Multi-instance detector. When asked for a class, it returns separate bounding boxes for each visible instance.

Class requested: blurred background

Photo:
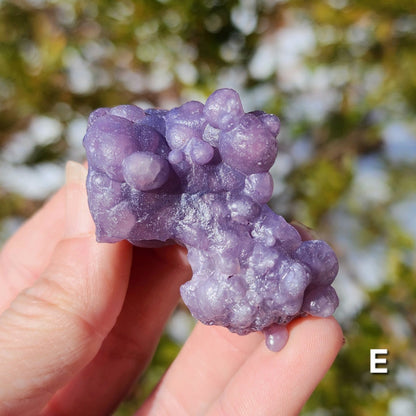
[0,0,415,414]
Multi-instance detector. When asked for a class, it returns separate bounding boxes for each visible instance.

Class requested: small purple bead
[168,149,184,164]
[244,172,274,204]
[190,138,214,165]
[219,113,278,174]
[263,324,289,352]
[87,107,109,126]
[259,113,281,137]
[204,88,244,131]
[122,151,170,191]
[109,105,146,123]
[83,115,141,182]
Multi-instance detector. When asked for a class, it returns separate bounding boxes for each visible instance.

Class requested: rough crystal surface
[83,88,339,351]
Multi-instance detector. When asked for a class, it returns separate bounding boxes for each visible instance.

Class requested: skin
[0,161,344,416]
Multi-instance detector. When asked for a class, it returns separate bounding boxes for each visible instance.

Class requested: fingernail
[65,161,93,238]
[290,220,319,241]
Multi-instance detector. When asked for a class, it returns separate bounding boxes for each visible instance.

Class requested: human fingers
[43,244,192,416]
[136,317,342,416]
[0,162,132,416]
[205,317,343,416]
[0,187,66,312]
[136,322,263,416]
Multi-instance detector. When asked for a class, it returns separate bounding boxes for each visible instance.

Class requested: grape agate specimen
[83,88,339,351]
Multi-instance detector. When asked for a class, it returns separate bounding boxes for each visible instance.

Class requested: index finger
[0,186,66,312]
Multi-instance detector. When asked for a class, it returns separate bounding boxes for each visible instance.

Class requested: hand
[0,161,343,416]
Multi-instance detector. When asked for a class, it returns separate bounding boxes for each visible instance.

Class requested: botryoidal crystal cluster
[83,88,339,351]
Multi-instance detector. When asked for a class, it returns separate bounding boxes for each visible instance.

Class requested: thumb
[0,162,132,416]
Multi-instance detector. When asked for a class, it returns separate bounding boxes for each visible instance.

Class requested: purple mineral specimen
[83,88,339,351]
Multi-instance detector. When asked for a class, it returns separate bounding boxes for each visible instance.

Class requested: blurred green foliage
[1,0,416,415]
